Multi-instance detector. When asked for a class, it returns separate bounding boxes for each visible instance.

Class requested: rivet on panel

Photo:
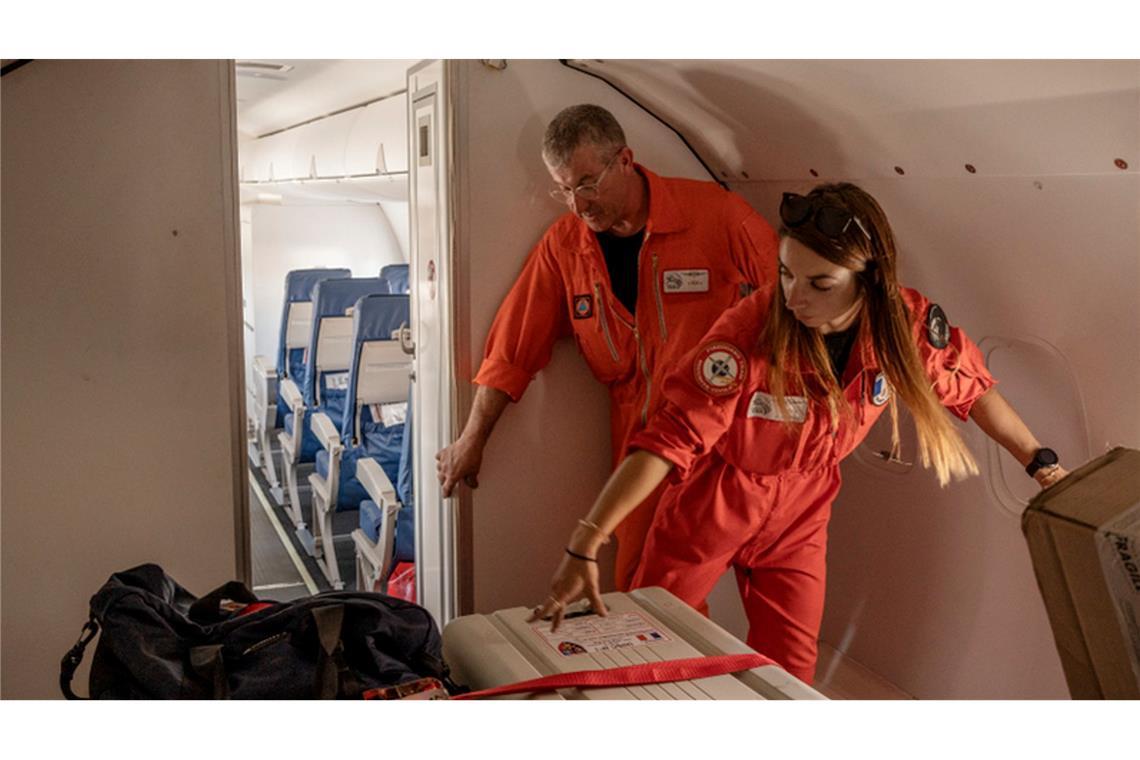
[809,169,819,177]
[1115,158,1129,170]
[894,166,905,175]
[965,164,976,174]
[1033,181,1044,190]
[721,171,729,178]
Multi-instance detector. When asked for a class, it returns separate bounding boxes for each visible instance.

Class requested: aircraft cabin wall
[447,59,1138,699]
[449,59,753,626]
[1,60,246,699]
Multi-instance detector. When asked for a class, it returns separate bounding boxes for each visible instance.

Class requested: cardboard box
[1022,447,1140,699]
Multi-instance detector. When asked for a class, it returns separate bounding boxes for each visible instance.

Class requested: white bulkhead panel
[556,59,1138,698]
[409,59,460,625]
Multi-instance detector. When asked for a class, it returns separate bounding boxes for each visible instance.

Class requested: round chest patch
[926,303,950,349]
[871,372,891,406]
[694,341,747,396]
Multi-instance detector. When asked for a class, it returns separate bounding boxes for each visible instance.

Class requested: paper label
[662,269,710,293]
[324,372,350,391]
[1095,499,1140,687]
[369,401,408,427]
[748,391,808,423]
[531,611,671,657]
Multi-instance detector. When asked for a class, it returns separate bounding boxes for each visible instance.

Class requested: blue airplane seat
[352,380,415,593]
[380,263,410,294]
[277,276,389,531]
[274,268,351,428]
[358,385,415,562]
[308,293,410,589]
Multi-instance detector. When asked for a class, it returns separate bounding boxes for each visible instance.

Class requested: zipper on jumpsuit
[651,252,668,341]
[637,233,657,424]
[593,282,621,363]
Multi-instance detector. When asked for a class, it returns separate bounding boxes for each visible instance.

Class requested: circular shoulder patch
[926,303,950,349]
[694,341,748,396]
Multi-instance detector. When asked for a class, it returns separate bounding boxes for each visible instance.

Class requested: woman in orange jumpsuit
[530,182,1070,684]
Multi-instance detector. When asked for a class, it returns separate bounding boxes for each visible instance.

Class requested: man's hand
[436,433,485,498]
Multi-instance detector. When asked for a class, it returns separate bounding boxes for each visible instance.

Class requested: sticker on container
[1095,500,1140,686]
[531,611,670,657]
[663,269,710,293]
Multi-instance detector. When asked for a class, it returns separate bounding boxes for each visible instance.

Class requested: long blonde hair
[762,182,977,486]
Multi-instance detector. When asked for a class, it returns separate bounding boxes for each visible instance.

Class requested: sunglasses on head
[780,192,871,239]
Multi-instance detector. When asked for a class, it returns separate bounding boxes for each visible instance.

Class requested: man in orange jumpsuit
[435,103,778,590]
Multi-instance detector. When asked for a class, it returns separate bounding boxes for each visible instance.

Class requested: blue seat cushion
[284,412,320,463]
[333,422,404,512]
[358,500,415,566]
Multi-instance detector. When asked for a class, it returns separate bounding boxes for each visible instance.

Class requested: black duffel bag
[60,563,456,699]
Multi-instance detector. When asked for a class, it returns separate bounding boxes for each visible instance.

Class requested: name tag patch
[663,269,709,293]
[748,391,808,422]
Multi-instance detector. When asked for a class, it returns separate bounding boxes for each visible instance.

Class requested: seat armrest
[310,412,341,452]
[253,354,277,381]
[279,377,304,413]
[356,457,397,506]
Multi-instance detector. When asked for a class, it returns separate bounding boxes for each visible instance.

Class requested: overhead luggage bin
[442,587,824,700]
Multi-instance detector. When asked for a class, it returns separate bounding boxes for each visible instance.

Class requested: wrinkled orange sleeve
[905,289,998,421]
[473,235,571,402]
[627,290,769,481]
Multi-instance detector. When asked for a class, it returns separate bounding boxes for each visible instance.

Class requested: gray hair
[541,104,627,168]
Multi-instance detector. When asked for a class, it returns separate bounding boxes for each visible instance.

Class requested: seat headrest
[311,277,390,319]
[380,264,410,295]
[284,268,352,303]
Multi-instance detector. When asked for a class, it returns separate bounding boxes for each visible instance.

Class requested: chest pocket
[569,282,637,385]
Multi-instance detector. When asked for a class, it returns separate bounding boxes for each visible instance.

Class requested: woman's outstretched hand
[526,548,609,632]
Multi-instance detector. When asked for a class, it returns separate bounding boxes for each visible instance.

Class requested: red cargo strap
[451,652,775,700]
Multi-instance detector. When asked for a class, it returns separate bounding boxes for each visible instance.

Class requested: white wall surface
[450,60,752,625]
[245,203,407,365]
[550,59,1139,698]
[1,60,246,698]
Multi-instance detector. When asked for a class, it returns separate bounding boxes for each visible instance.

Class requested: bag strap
[60,620,100,700]
[190,645,230,698]
[450,652,774,700]
[312,604,363,699]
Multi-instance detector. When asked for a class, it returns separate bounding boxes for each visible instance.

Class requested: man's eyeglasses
[549,154,620,204]
[780,192,871,239]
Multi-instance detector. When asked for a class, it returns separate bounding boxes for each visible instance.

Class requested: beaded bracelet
[577,518,611,544]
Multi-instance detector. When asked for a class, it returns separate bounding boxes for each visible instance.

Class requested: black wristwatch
[1025,447,1059,477]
